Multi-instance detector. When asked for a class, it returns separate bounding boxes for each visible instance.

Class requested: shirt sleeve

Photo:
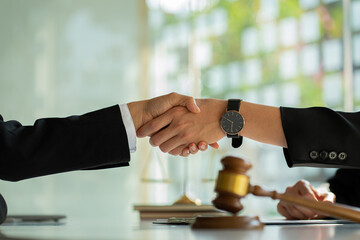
[119,104,137,153]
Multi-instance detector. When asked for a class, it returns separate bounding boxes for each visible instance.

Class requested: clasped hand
[130,93,226,157]
[277,180,336,220]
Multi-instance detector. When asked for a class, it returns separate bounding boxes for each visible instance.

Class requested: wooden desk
[1,217,360,240]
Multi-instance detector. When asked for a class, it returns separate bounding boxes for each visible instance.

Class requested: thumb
[310,185,321,200]
[209,142,220,149]
[319,192,336,203]
[168,92,200,113]
[185,97,201,113]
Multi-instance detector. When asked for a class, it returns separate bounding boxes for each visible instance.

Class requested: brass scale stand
[141,148,221,205]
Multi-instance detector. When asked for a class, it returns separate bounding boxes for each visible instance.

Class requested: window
[147,0,348,216]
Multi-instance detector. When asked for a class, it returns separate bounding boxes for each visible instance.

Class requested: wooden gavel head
[212,156,252,215]
[211,157,360,224]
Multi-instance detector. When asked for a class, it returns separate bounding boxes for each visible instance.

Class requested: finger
[307,186,335,218]
[322,192,336,203]
[149,124,178,147]
[209,142,219,149]
[137,112,173,138]
[168,144,188,156]
[147,124,170,138]
[295,180,317,199]
[313,214,325,219]
[277,203,293,220]
[282,202,309,220]
[186,97,201,113]
[189,143,199,154]
[310,185,321,200]
[197,141,208,151]
[159,135,186,153]
[294,193,318,217]
[313,192,336,218]
[180,147,190,157]
[309,185,336,203]
[169,92,200,113]
[310,185,333,214]
[289,181,318,217]
[293,205,317,219]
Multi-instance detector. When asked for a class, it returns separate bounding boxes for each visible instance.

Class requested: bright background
[0,0,359,221]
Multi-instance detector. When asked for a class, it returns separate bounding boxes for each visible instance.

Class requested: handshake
[127,91,288,156]
[127,92,228,157]
[127,92,288,156]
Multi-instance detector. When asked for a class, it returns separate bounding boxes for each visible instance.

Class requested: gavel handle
[251,185,360,222]
[277,192,360,222]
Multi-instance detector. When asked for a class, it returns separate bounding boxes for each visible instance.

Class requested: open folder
[153,217,358,225]
[3,215,66,226]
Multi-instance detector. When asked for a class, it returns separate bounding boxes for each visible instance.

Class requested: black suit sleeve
[280,107,360,168]
[328,169,360,207]
[0,105,130,181]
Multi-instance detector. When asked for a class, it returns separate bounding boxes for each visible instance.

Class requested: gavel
[214,156,360,221]
[192,156,360,229]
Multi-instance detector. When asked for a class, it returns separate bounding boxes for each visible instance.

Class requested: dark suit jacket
[0,105,131,224]
[328,169,360,207]
[281,107,360,206]
[281,107,360,168]
[0,105,130,182]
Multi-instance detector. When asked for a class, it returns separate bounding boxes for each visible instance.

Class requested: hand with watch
[187,98,286,155]
[137,98,245,156]
[137,96,286,156]
[186,99,244,155]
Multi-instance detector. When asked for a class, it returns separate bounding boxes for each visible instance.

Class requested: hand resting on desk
[277,180,336,220]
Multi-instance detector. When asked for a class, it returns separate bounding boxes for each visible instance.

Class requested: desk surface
[1,218,360,240]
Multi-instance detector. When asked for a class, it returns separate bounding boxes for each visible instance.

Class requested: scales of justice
[134,148,224,218]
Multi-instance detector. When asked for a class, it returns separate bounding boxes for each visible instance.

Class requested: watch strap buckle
[231,137,243,148]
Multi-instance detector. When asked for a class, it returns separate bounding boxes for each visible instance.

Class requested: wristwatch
[220,99,244,148]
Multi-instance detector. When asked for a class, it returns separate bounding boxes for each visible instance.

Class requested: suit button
[328,151,337,160]
[338,152,347,161]
[319,151,328,160]
[310,151,319,160]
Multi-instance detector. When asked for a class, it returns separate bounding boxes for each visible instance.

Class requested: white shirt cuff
[119,104,137,153]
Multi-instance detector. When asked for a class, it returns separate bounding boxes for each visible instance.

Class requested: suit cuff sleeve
[280,106,360,168]
[119,104,137,153]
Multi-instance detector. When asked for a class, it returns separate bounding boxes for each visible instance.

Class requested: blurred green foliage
[157,0,344,107]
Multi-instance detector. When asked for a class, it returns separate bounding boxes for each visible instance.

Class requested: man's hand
[127,92,200,131]
[277,180,336,220]
[180,141,220,157]
[137,98,227,156]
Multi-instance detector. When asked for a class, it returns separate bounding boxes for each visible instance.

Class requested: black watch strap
[227,99,241,111]
[232,137,243,148]
[227,133,243,148]
[226,99,243,148]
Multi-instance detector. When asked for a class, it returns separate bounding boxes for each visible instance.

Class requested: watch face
[221,111,244,134]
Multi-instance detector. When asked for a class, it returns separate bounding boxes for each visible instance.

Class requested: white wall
[0,0,147,222]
